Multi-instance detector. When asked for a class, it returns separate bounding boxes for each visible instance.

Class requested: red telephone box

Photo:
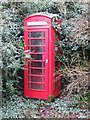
[24,13,61,100]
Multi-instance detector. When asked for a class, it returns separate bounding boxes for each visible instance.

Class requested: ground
[1,94,90,119]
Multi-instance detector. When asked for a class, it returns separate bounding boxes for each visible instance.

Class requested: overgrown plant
[1,2,26,97]
[53,1,89,109]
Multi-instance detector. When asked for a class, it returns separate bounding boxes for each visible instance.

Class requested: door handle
[46,59,48,63]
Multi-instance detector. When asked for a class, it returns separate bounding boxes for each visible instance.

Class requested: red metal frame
[24,13,61,100]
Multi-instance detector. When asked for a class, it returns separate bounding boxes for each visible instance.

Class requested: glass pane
[28,69,31,74]
[28,39,31,45]
[31,46,42,52]
[31,32,42,38]
[31,69,42,75]
[43,31,45,37]
[43,62,45,68]
[28,76,31,82]
[31,76,42,82]
[31,40,42,45]
[28,32,31,38]
[31,62,42,67]
[43,47,45,52]
[43,40,45,45]
[31,54,42,60]
[31,83,42,90]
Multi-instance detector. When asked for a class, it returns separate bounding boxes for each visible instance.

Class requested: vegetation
[0,0,89,118]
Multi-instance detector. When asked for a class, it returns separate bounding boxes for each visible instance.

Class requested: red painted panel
[24,28,49,99]
[24,13,61,100]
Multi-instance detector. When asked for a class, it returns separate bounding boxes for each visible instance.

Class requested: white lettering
[27,21,48,26]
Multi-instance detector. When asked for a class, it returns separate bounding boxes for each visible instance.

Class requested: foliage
[1,2,26,97]
[76,90,90,110]
[2,94,89,118]
[5,80,15,96]
[52,1,89,108]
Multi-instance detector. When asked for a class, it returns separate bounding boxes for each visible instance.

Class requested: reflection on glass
[31,76,42,82]
[31,54,42,60]
[31,32,42,38]
[31,62,42,67]
[31,40,42,45]
[31,69,42,75]
[31,46,42,52]
[31,83,42,90]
